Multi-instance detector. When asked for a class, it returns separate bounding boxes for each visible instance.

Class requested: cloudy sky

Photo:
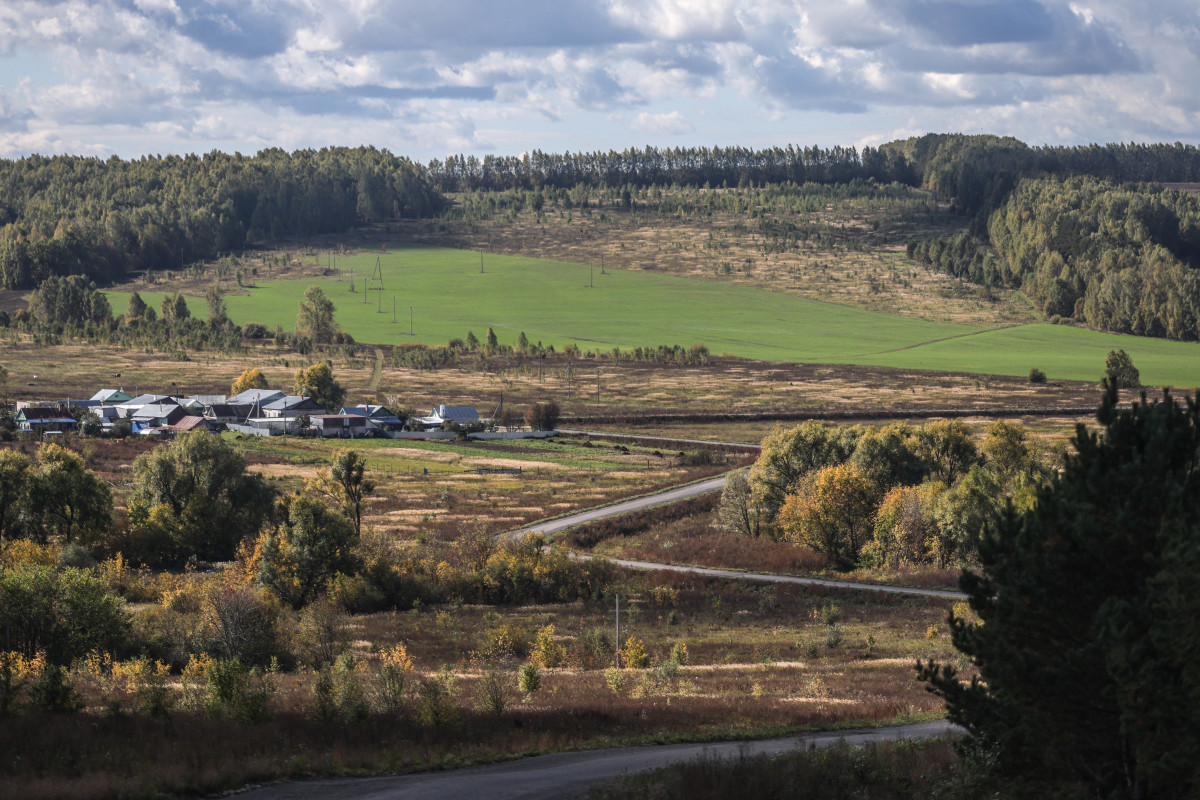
[0,0,1197,162]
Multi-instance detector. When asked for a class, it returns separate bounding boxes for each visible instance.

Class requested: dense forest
[0,147,442,289]
[911,173,1200,339]
[10,134,1200,340]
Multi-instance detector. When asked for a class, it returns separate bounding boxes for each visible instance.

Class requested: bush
[28,663,80,713]
[518,662,541,695]
[530,624,563,669]
[1028,367,1047,384]
[619,636,650,669]
[371,643,414,715]
[416,669,458,728]
[474,669,508,717]
[205,657,274,723]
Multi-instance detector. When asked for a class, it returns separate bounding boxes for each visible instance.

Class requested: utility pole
[615,595,621,667]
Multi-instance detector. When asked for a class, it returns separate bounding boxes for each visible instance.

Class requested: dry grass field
[0,333,1102,421]
[0,571,956,800]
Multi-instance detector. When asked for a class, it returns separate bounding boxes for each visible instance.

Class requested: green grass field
[107,245,1200,387]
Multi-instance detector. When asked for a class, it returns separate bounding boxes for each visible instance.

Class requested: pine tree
[920,381,1200,797]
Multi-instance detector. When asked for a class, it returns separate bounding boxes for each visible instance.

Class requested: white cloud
[630,110,694,135]
[0,0,1195,160]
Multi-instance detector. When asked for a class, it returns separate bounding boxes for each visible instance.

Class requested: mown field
[106,245,1200,387]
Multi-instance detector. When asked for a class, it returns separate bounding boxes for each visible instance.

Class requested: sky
[0,0,1197,163]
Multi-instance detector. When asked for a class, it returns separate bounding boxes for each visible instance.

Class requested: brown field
[0,572,957,800]
[0,334,1104,422]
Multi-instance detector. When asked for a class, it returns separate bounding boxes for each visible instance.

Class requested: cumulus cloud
[0,0,1196,159]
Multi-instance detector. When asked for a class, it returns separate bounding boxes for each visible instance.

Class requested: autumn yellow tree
[778,463,880,569]
[230,368,269,396]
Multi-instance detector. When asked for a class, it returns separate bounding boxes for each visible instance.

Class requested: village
[13,387,557,441]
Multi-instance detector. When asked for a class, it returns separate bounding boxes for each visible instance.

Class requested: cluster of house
[15,387,484,440]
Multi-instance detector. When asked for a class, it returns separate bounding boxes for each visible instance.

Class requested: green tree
[129,431,274,562]
[921,383,1200,797]
[126,291,150,320]
[1105,348,1141,388]
[0,450,31,543]
[296,285,336,343]
[230,367,269,396]
[257,494,359,607]
[160,292,190,322]
[27,444,112,544]
[778,463,881,569]
[718,470,762,538]
[915,419,978,484]
[849,422,925,490]
[205,286,229,327]
[308,450,375,537]
[465,330,480,350]
[0,565,130,664]
[485,327,499,353]
[747,421,860,530]
[293,361,346,412]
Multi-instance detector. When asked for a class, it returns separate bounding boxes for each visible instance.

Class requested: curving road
[586,554,966,600]
[231,720,961,800]
[506,473,965,600]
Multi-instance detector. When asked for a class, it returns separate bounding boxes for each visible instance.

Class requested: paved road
[232,720,961,800]
[506,474,965,600]
[583,554,966,600]
[504,475,730,540]
[558,429,762,450]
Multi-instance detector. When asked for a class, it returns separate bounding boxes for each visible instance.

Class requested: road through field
[507,471,966,600]
[504,474,730,539]
[232,720,961,800]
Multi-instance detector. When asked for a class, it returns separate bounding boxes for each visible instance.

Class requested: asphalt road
[230,720,961,800]
[590,554,966,600]
[505,473,965,600]
[503,474,730,540]
[558,429,762,450]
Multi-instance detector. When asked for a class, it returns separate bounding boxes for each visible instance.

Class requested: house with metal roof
[16,407,78,434]
[89,389,133,404]
[261,396,325,418]
[228,388,286,406]
[341,404,405,429]
[131,403,187,428]
[413,404,480,431]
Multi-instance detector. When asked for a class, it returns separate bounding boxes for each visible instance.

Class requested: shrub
[417,669,458,728]
[28,663,81,713]
[619,636,650,669]
[205,658,274,723]
[474,669,508,717]
[530,624,563,669]
[371,643,414,715]
[604,667,626,694]
[1028,367,1047,384]
[518,663,541,696]
[670,641,690,665]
